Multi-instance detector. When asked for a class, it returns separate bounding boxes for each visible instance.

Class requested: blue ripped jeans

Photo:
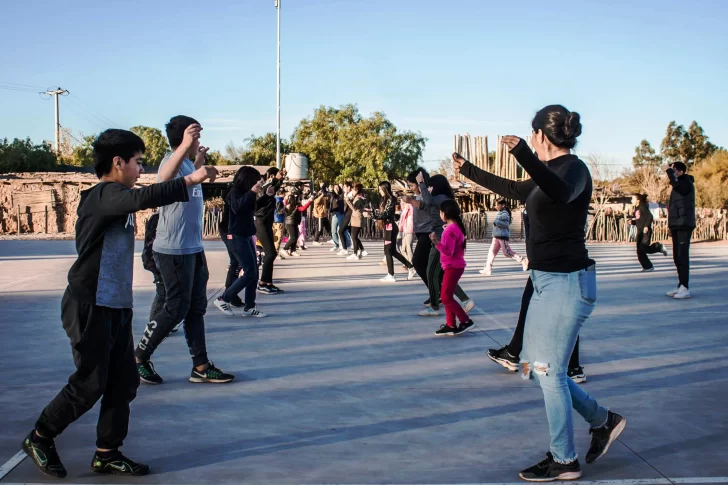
[521,265,608,464]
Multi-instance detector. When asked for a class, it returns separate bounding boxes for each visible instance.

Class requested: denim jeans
[521,265,608,464]
[331,213,351,250]
[221,235,258,308]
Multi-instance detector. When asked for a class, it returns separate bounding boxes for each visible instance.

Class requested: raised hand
[185,165,218,185]
[501,136,521,150]
[252,179,264,194]
[181,124,203,150]
[195,146,209,165]
[416,171,425,184]
[452,152,466,175]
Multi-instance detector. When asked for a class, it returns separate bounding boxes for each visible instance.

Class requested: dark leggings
[412,232,432,286]
[284,223,299,252]
[255,218,277,284]
[314,217,331,242]
[351,226,363,254]
[339,212,352,250]
[220,231,243,306]
[508,277,580,368]
[383,225,412,275]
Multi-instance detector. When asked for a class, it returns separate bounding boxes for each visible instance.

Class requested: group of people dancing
[24,101,703,482]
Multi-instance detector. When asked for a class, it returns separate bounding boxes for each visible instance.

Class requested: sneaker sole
[569,375,587,384]
[588,416,627,465]
[519,471,583,482]
[487,353,519,372]
[213,302,234,316]
[418,313,441,317]
[92,466,150,476]
[139,376,163,385]
[453,324,474,335]
[673,294,691,299]
[462,301,476,313]
[22,440,67,479]
[189,377,235,384]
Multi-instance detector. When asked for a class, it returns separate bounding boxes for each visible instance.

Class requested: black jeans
[351,226,363,254]
[284,223,299,252]
[671,228,692,288]
[383,225,412,275]
[507,277,580,368]
[255,218,277,284]
[413,232,432,286]
[314,217,331,242]
[221,231,243,306]
[339,212,352,250]
[136,251,209,367]
[222,235,258,308]
[36,289,139,449]
[636,229,663,270]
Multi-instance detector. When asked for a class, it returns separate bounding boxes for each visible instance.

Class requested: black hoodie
[67,178,189,309]
[667,169,696,229]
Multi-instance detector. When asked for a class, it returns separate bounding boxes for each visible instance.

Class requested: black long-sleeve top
[635,201,653,232]
[460,140,594,273]
[255,178,282,222]
[226,187,258,237]
[372,196,397,223]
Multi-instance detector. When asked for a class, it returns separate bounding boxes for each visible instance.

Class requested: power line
[66,93,120,128]
[0,81,48,90]
[63,102,107,130]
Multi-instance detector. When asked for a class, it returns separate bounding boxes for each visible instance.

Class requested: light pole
[275,0,281,169]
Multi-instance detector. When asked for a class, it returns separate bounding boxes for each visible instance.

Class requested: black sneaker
[423,298,431,306]
[519,452,582,482]
[586,411,627,464]
[568,366,587,384]
[189,362,235,383]
[269,284,284,293]
[91,450,150,476]
[257,284,275,294]
[22,431,67,478]
[435,324,457,336]
[454,320,475,335]
[488,346,519,372]
[137,361,163,385]
[230,299,244,308]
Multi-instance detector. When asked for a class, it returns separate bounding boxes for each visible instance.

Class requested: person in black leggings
[219,184,243,307]
[255,167,286,294]
[406,169,435,301]
[368,181,415,282]
[344,184,366,260]
[337,181,354,255]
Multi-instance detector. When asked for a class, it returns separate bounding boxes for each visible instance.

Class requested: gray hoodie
[418,182,449,238]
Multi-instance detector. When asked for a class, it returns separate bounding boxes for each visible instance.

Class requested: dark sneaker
[22,431,67,478]
[454,320,475,335]
[435,324,457,336]
[586,411,627,464]
[568,366,587,384]
[519,452,581,482]
[91,450,150,476]
[257,284,275,294]
[230,299,244,308]
[269,284,284,293]
[137,361,163,385]
[488,346,519,372]
[423,298,431,306]
[189,362,235,383]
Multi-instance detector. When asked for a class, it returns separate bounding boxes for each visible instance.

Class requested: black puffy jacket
[667,169,696,229]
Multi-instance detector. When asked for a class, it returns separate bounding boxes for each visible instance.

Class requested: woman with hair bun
[453,105,626,481]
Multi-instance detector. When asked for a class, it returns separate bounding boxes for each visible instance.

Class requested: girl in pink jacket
[399,199,415,263]
[429,199,475,336]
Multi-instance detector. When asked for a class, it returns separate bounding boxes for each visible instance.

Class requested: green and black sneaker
[137,360,163,385]
[91,450,150,476]
[189,362,235,383]
[22,430,67,478]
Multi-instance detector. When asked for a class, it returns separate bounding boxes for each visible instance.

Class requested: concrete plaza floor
[0,239,727,484]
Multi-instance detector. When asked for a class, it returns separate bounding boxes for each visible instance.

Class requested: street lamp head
[274,0,278,7]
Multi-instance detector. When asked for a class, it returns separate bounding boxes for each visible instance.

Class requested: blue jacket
[274,196,285,223]
[492,209,511,240]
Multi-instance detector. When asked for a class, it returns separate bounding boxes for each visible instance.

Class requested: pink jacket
[436,223,466,269]
[399,203,414,234]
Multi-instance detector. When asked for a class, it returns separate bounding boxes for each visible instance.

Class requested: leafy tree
[632,139,663,168]
[65,135,96,168]
[432,157,454,179]
[0,138,58,173]
[205,150,229,166]
[223,134,290,166]
[130,126,169,166]
[660,121,717,165]
[290,104,426,187]
[660,121,686,164]
[693,149,728,209]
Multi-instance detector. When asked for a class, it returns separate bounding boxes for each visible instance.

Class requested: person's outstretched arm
[456,155,536,202]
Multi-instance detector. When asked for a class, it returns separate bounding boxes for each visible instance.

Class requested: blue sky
[1,0,726,171]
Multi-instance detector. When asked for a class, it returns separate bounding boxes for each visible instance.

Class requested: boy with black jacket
[21,129,217,479]
[663,161,696,299]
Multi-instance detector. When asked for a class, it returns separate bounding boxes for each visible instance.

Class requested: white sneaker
[666,287,680,297]
[660,244,668,256]
[290,251,301,257]
[312,241,322,246]
[380,274,396,283]
[243,306,267,318]
[408,267,417,280]
[642,267,655,272]
[673,285,691,299]
[479,269,492,276]
[337,249,349,256]
[461,299,475,313]
[330,246,339,252]
[361,250,369,257]
[418,307,441,317]
[346,253,362,261]
[214,298,234,316]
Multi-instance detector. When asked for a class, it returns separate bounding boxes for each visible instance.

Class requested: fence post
[16,206,20,235]
[45,205,48,233]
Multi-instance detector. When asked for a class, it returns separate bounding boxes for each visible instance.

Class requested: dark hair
[496,198,512,218]
[378,181,393,211]
[333,185,342,195]
[92,129,146,178]
[672,161,687,173]
[532,105,582,149]
[439,199,467,249]
[353,183,364,196]
[344,180,353,189]
[428,174,454,199]
[232,166,262,194]
[407,167,430,185]
[265,167,279,180]
[635,193,648,204]
[165,115,199,148]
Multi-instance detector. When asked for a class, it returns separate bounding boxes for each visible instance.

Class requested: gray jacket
[412,193,432,233]
[418,182,449,238]
[492,209,511,240]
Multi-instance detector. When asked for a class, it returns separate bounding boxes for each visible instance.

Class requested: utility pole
[44,87,68,154]
[275,0,281,169]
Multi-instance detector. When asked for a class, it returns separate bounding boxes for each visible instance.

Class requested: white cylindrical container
[284,153,309,180]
